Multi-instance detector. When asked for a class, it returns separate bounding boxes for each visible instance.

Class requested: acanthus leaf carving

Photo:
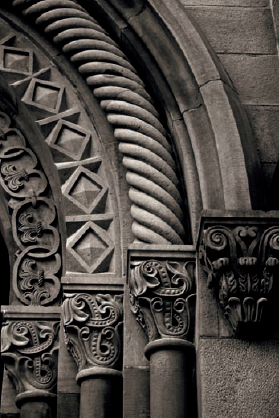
[62,293,123,372]
[129,259,196,342]
[1,320,59,395]
[200,224,279,333]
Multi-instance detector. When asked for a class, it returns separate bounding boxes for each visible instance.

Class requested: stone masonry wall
[180,0,279,195]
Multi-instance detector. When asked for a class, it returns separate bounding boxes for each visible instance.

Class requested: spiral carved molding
[11,0,186,245]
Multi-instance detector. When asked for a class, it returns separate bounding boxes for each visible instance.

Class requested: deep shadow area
[0,231,10,401]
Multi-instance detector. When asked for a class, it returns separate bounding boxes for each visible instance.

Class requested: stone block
[261,162,277,190]
[0,370,19,414]
[219,54,279,105]
[197,338,279,418]
[57,324,80,395]
[245,105,279,163]
[185,7,276,54]
[196,263,219,340]
[123,283,150,368]
[57,393,80,418]
[123,367,150,418]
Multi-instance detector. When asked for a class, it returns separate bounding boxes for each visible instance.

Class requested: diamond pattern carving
[63,166,108,214]
[48,119,91,160]
[22,78,64,113]
[67,221,114,273]
[0,46,33,75]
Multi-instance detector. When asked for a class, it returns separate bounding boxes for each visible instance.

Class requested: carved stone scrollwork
[129,259,196,342]
[200,224,279,332]
[0,111,61,305]
[62,293,123,372]
[1,320,59,395]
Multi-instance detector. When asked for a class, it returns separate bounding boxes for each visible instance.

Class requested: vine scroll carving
[200,222,279,333]
[63,293,123,372]
[129,258,196,342]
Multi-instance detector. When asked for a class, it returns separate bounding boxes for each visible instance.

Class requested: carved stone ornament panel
[0,25,119,281]
[0,111,62,305]
[129,259,196,342]
[63,293,123,372]
[200,222,279,333]
[1,320,59,395]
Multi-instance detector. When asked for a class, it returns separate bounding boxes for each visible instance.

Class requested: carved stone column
[1,314,59,418]
[128,247,196,418]
[62,292,123,418]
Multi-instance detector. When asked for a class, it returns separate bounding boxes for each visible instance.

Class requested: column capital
[198,211,279,334]
[128,246,196,343]
[62,292,123,374]
[1,320,59,396]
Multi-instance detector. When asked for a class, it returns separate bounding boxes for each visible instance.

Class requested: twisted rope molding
[12,0,186,244]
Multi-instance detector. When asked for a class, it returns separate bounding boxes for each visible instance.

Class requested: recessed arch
[79,0,266,231]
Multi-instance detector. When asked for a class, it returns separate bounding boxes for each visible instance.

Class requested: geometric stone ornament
[47,119,91,161]
[63,166,108,215]
[0,46,33,75]
[1,320,59,396]
[66,221,114,274]
[129,249,196,342]
[199,215,279,334]
[22,78,64,114]
[10,0,187,245]
[62,293,123,372]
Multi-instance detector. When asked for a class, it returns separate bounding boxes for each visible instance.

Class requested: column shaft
[146,339,195,418]
[77,368,122,418]
[20,401,52,418]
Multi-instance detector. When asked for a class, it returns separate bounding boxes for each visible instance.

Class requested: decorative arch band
[12,0,187,245]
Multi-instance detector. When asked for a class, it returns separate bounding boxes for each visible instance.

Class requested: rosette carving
[200,224,279,332]
[129,260,196,341]
[63,293,123,371]
[1,321,59,395]
[0,111,61,305]
[11,0,187,245]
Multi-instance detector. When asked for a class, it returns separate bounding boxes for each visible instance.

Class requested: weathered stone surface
[185,7,276,53]
[245,105,279,162]
[0,369,20,414]
[57,393,80,418]
[197,338,279,418]
[218,55,279,105]
[123,367,150,418]
[261,162,277,191]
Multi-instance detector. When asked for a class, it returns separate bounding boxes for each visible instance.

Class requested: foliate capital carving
[62,293,123,372]
[1,320,59,395]
[200,222,279,332]
[129,259,196,342]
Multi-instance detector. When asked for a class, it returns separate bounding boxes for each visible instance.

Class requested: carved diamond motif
[48,119,91,160]
[0,46,33,75]
[67,222,114,273]
[22,78,64,113]
[64,166,108,214]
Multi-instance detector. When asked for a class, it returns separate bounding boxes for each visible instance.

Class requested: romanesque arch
[1,2,277,418]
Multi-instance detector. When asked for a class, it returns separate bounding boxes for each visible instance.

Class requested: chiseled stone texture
[198,338,279,418]
[184,7,276,54]
[246,105,279,188]
[218,55,279,105]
